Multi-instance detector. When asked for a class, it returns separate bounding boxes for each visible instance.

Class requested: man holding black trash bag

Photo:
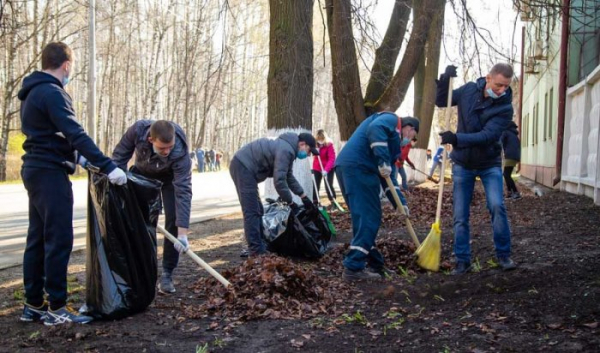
[18,42,127,325]
[230,132,319,257]
[112,119,192,294]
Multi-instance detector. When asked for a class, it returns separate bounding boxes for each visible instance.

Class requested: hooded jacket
[436,76,513,169]
[18,71,116,174]
[312,142,336,173]
[501,121,521,161]
[233,132,305,204]
[112,120,192,228]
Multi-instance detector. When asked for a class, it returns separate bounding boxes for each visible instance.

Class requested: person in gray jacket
[230,132,319,257]
[112,119,192,294]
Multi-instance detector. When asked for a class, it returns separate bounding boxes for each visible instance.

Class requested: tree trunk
[0,25,17,181]
[374,0,445,112]
[364,0,411,111]
[415,7,444,151]
[267,0,314,130]
[325,0,365,141]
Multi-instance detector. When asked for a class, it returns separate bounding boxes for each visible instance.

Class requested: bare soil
[1,179,599,353]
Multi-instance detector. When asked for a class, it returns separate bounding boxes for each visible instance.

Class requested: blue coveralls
[335,112,407,272]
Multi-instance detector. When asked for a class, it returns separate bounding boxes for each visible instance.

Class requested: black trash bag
[262,201,331,258]
[84,171,162,319]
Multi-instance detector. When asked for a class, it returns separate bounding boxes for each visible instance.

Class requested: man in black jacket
[112,119,193,294]
[230,132,319,257]
[18,42,127,326]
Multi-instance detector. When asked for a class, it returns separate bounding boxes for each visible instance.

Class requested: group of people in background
[192,147,222,173]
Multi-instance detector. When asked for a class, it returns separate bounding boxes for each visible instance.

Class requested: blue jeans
[398,167,408,190]
[452,164,511,263]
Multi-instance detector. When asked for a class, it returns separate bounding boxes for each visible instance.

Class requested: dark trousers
[130,166,180,273]
[22,168,74,310]
[503,166,519,193]
[230,157,265,256]
[197,161,205,173]
[336,166,385,271]
[161,182,180,273]
[312,168,337,203]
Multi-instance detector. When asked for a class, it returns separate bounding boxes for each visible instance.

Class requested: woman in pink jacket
[312,129,337,205]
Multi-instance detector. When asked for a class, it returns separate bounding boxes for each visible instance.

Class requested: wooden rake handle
[157,224,231,288]
[435,76,454,223]
[384,177,421,248]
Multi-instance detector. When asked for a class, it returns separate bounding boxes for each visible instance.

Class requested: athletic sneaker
[20,302,48,322]
[44,306,93,326]
[158,272,176,294]
[511,192,522,200]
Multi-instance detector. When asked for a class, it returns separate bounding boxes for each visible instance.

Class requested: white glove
[378,163,392,178]
[108,168,127,185]
[174,235,189,253]
[77,154,88,168]
[403,205,410,217]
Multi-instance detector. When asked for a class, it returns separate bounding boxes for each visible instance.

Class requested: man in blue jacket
[112,119,193,294]
[336,112,419,281]
[437,64,517,274]
[18,42,127,325]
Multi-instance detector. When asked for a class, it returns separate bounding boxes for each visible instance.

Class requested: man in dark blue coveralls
[335,113,419,281]
[18,42,127,325]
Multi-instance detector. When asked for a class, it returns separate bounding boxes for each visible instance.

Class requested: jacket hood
[278,132,299,153]
[18,71,62,101]
[476,77,513,104]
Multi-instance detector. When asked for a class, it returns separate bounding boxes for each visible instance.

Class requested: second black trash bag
[262,201,331,258]
[84,171,162,319]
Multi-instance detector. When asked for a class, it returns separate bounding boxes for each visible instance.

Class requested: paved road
[0,170,253,269]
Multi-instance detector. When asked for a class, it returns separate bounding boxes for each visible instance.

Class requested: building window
[522,113,529,147]
[544,93,548,141]
[531,102,540,146]
[548,87,554,140]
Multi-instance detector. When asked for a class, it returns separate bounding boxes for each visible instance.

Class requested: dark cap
[401,116,420,133]
[298,133,320,156]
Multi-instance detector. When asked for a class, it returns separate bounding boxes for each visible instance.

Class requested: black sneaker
[498,257,517,271]
[367,266,396,279]
[158,273,176,294]
[505,192,513,199]
[342,268,382,282]
[20,302,48,322]
[240,248,249,258]
[511,192,522,200]
[44,306,93,326]
[451,262,472,275]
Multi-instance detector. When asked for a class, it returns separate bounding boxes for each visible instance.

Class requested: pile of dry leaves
[185,256,354,323]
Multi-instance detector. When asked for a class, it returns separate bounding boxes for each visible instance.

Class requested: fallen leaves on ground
[185,256,355,325]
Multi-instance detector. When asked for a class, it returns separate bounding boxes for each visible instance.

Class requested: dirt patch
[0,180,599,352]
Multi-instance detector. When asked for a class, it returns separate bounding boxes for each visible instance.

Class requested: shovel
[311,174,337,239]
[316,156,346,212]
[157,225,231,288]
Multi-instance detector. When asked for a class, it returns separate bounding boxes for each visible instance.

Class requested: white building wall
[561,64,600,205]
